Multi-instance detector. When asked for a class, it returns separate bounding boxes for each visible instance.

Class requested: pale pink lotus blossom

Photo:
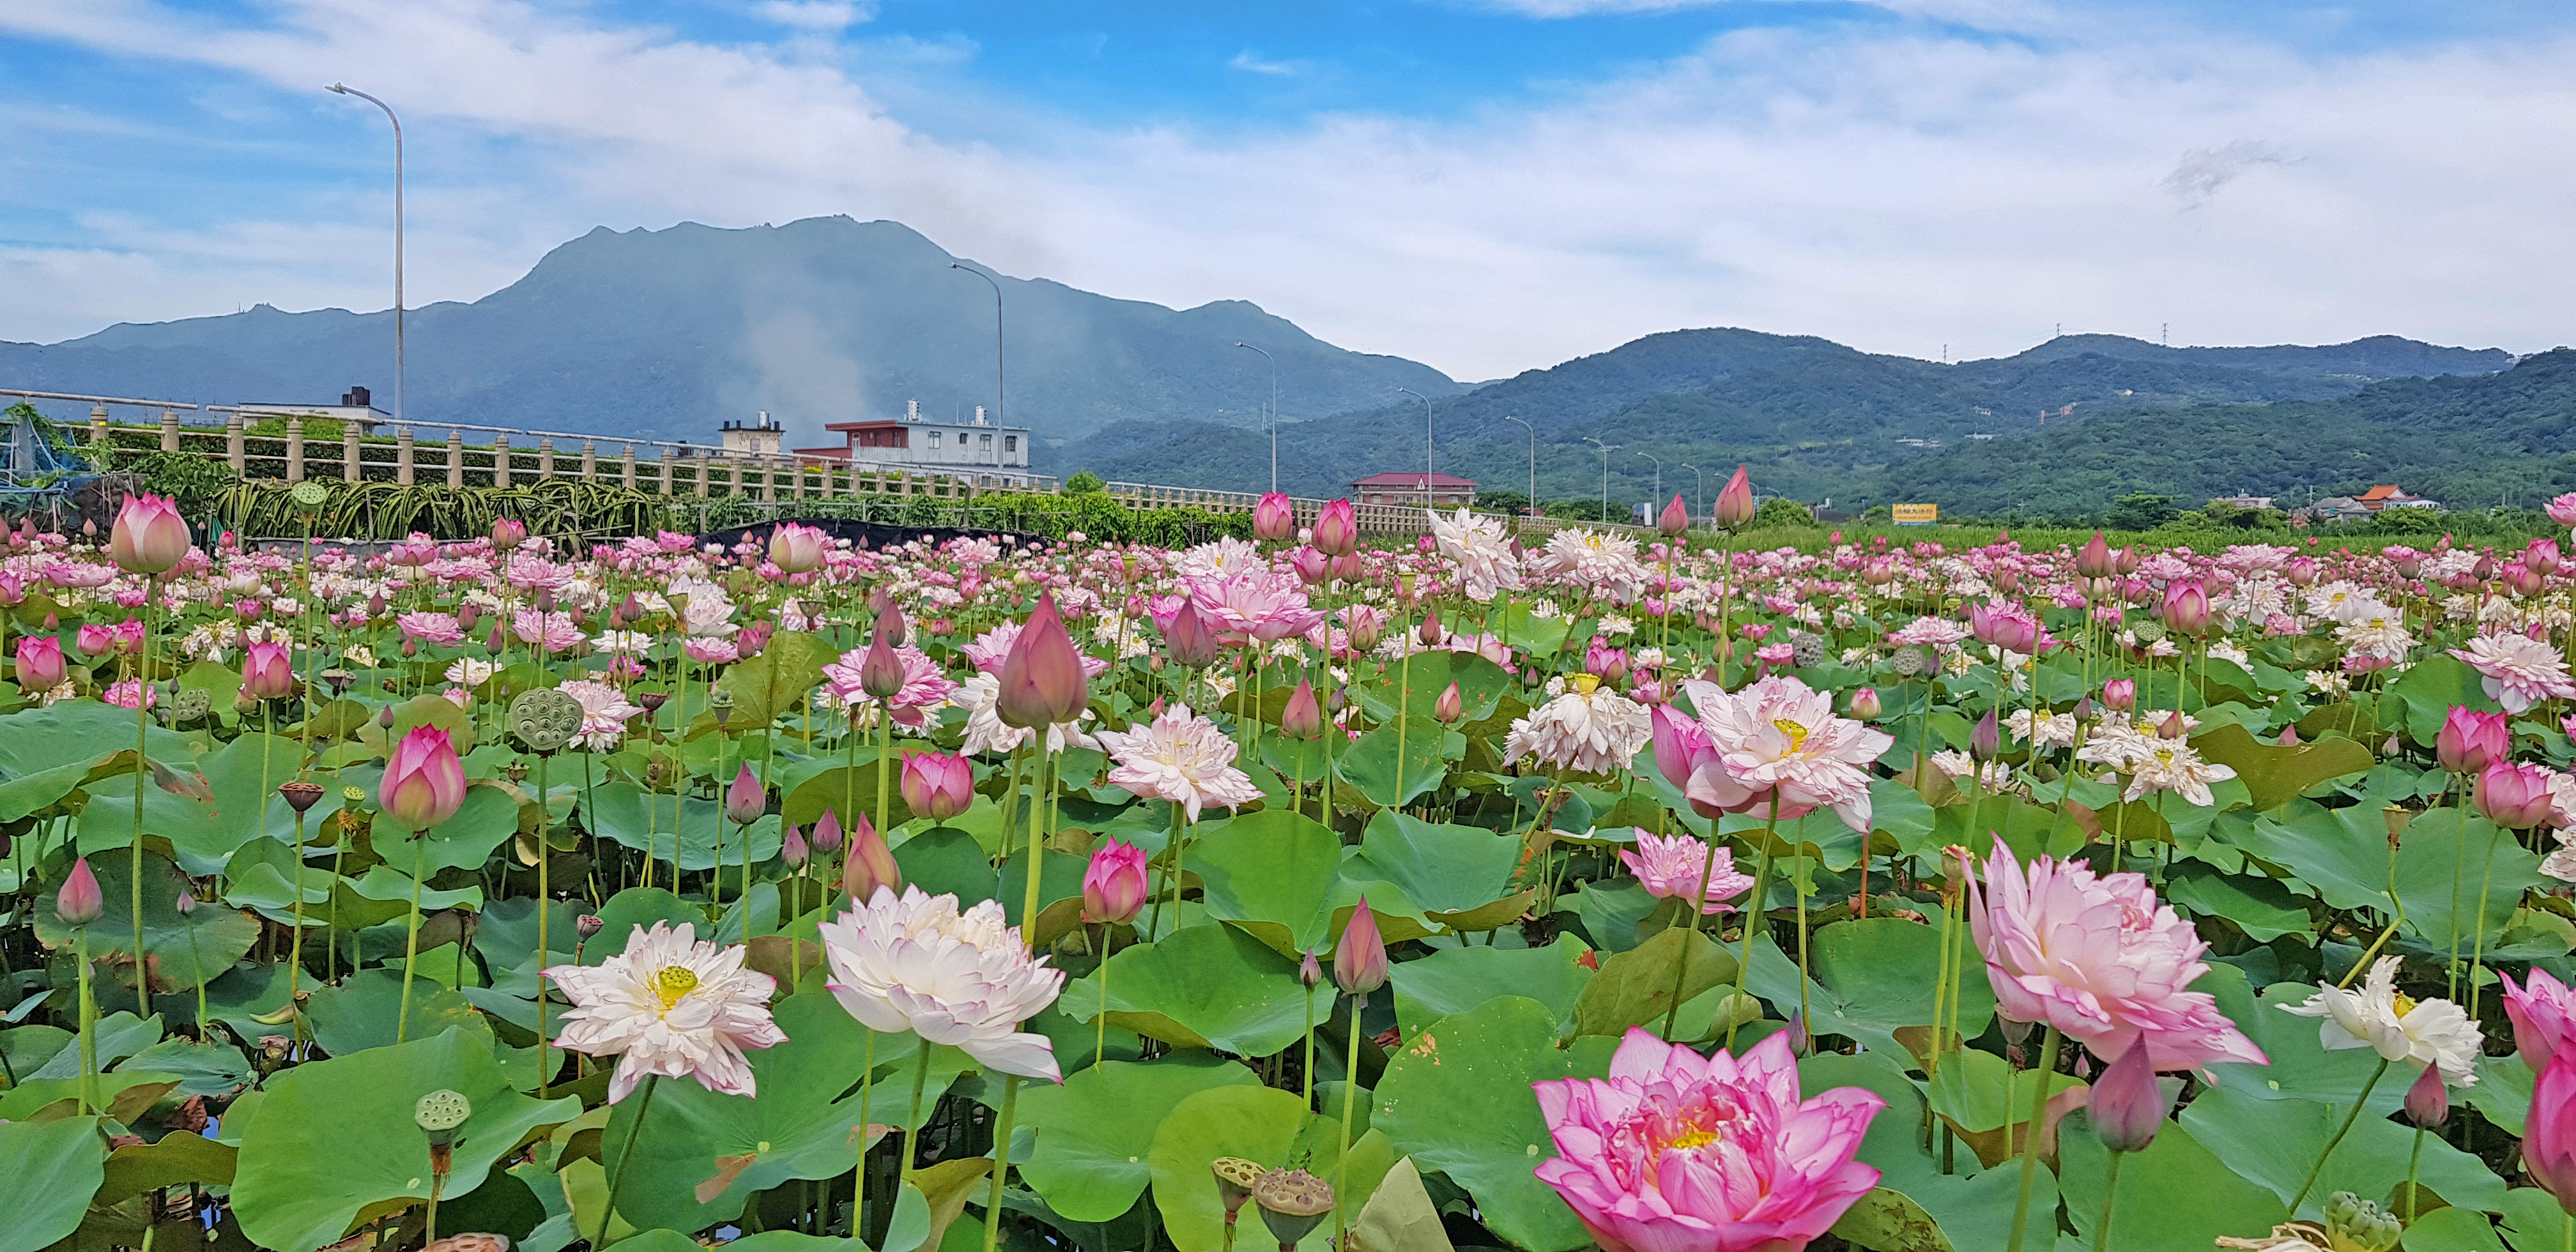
[1429,506,1524,602]
[1505,676,1653,775]
[1186,570,1325,641]
[511,608,585,653]
[819,885,1064,1081]
[1678,675,1890,832]
[1095,702,1264,821]
[102,678,155,710]
[397,611,466,646]
[962,620,1109,678]
[556,678,645,751]
[684,637,740,665]
[544,920,786,1102]
[1620,829,1754,914]
[1885,617,1969,648]
[1532,1027,1885,1252]
[822,643,959,727]
[2450,632,2576,714]
[1970,835,2267,1069]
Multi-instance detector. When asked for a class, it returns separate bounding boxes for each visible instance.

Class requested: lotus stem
[397,831,427,1042]
[132,596,151,1016]
[981,1074,1021,1252]
[1723,804,1782,1051]
[598,1073,661,1248]
[1335,989,1366,1248]
[2288,1056,2389,1217]
[2092,1149,2123,1252]
[900,1042,933,1189]
[76,928,98,1115]
[2005,1023,2062,1252]
[536,749,553,1094]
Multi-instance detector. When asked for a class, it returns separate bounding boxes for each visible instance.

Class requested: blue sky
[5,1,2575,378]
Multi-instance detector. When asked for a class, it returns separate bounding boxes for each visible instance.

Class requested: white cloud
[3,0,2574,383]
[754,1,874,31]
[1229,50,1300,76]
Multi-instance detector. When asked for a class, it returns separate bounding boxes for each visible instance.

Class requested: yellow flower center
[1664,1129,1721,1150]
[2153,748,2176,765]
[652,965,700,1012]
[2393,991,2416,1018]
[1772,719,1810,751]
[1572,673,1600,695]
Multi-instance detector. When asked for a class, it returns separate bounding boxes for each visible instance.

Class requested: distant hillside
[0,216,1463,450]
[1061,327,2508,507]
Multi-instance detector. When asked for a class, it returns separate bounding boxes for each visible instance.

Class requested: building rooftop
[1351,471,1478,488]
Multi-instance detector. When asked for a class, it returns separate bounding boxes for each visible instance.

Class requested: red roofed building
[1350,471,1477,507]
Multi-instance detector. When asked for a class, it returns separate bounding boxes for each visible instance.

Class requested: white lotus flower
[542,920,786,1102]
[2280,956,2481,1087]
[820,885,1067,1082]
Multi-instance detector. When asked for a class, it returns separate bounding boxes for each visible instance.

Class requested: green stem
[1095,928,1111,1068]
[981,1075,1021,1252]
[287,807,308,1008]
[2469,821,2505,1021]
[856,1028,875,1238]
[1724,815,1780,1052]
[900,1043,933,1189]
[2401,1125,2425,1220]
[2004,1023,2063,1252]
[132,595,151,1016]
[876,710,894,850]
[1301,977,1318,1103]
[75,928,97,1115]
[536,751,553,1094]
[2092,1150,2123,1252]
[598,1074,661,1248]
[1022,751,1052,939]
[2288,1057,2391,1217]
[397,831,427,1042]
[1335,990,1367,1248]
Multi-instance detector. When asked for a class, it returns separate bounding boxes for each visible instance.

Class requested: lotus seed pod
[1252,1168,1335,1247]
[1211,1157,1266,1219]
[1889,645,1926,678]
[2322,1193,2401,1252]
[414,1088,472,1150]
[280,780,326,813]
[508,687,585,753]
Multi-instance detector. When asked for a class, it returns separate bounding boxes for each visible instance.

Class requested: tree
[1753,497,1817,528]
[1063,470,1107,494]
[2105,493,2177,531]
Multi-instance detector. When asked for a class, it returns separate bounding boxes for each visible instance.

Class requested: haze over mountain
[0,216,1462,452]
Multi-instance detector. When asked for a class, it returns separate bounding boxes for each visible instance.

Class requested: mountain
[0,216,1464,452]
[1056,327,2510,507]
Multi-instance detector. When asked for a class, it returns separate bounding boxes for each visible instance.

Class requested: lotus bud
[1715,465,1754,529]
[2478,760,2556,828]
[1333,897,1389,996]
[768,522,828,574]
[2074,531,2116,579]
[2404,1058,2449,1129]
[2531,540,2564,576]
[811,809,845,854]
[843,811,900,900]
[781,823,809,869]
[724,764,765,826]
[2115,545,2142,575]
[1417,608,1443,647]
[2156,710,2188,740]
[1289,545,1328,585]
[1300,950,1323,988]
[2090,1039,2168,1154]
[996,593,1091,729]
[490,517,527,550]
[1165,601,1222,670]
[1081,838,1152,925]
[901,752,976,823]
[14,635,65,692]
[1254,492,1294,542]
[1312,499,1359,557]
[1280,679,1322,740]
[859,632,906,700]
[56,855,103,926]
[1970,708,2000,761]
[576,913,605,942]
[484,623,506,653]
[2286,556,2318,586]
[381,726,466,830]
[1433,681,1464,724]
[1657,492,1690,536]
[1848,687,1881,720]
[241,640,296,700]
[2101,678,2136,712]
[875,604,907,648]
[2522,1050,2576,1212]
[109,493,190,575]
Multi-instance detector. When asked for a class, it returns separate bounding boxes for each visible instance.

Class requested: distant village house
[2296,484,2441,524]
[1350,471,1476,507]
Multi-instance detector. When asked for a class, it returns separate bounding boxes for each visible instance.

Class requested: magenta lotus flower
[1657,493,1690,536]
[14,635,64,692]
[1620,829,1753,915]
[1254,492,1295,542]
[240,641,295,701]
[56,855,103,927]
[2504,969,2576,1071]
[1714,465,1754,530]
[381,725,466,830]
[2526,1050,2576,1214]
[1533,1027,1885,1252]
[767,522,829,574]
[109,493,190,575]
[2550,492,2576,529]
[724,764,766,827]
[901,752,976,823]
[2074,531,2117,579]
[1312,499,1359,557]
[1334,897,1388,996]
[2438,706,2511,774]
[995,593,1090,730]
[1969,835,2266,1069]
[1080,838,1151,925]
[841,811,900,900]
[2478,761,2557,828]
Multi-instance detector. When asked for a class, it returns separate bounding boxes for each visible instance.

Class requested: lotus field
[25,484,2576,1252]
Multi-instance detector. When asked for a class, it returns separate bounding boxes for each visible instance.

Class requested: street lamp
[1235,342,1277,492]
[1581,436,1618,523]
[1501,415,1535,518]
[1634,452,1661,523]
[1395,387,1435,512]
[325,84,402,427]
[1678,464,1705,529]
[950,263,1004,455]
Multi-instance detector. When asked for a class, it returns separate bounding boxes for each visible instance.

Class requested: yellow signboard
[1891,503,1938,525]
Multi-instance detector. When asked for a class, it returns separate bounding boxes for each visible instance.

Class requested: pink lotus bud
[724,764,765,826]
[240,641,296,700]
[109,492,190,575]
[1848,687,1881,720]
[875,604,907,648]
[2478,761,2556,828]
[2522,1050,2576,1212]
[2531,540,2563,577]
[1333,897,1388,996]
[1657,493,1690,536]
[2277,724,2299,746]
[781,822,810,868]
[1312,499,1359,558]
[1254,492,1295,542]
[1970,708,2001,761]
[1164,601,1222,670]
[1433,682,1464,724]
[859,633,905,699]
[1340,606,1383,653]
[1280,678,1322,740]
[1081,839,1152,925]
[1651,702,1714,796]
[491,517,528,550]
[2510,565,2549,598]
[1289,546,1329,585]
[2115,546,2142,575]
[767,522,829,574]
[456,602,481,632]
[0,574,22,608]
[843,811,900,900]
[74,623,115,658]
[2101,678,2136,712]
[1714,465,1754,529]
[2285,556,2318,586]
[380,725,466,830]
[996,593,1091,729]
[484,623,506,653]
[2160,581,2211,636]
[1860,560,1894,587]
[2405,1058,2449,1129]
[14,635,65,691]
[1300,950,1324,988]
[2074,531,2116,579]
[738,620,774,658]
[810,808,845,854]
[56,855,103,926]
[1330,549,1364,583]
[901,752,976,823]
[2156,711,2189,740]
[2438,706,2511,774]
[2089,1039,2167,1154]
[1418,608,1445,648]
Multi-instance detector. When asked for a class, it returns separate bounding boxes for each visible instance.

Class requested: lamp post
[950,263,1004,443]
[1679,464,1705,529]
[1501,415,1535,519]
[1395,387,1434,512]
[1634,452,1661,525]
[325,84,402,427]
[1581,436,1618,523]
[1235,342,1277,492]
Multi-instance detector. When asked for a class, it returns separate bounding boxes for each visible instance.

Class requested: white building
[237,386,389,432]
[793,400,1031,476]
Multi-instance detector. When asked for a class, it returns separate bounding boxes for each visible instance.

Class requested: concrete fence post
[493,434,512,488]
[227,415,246,475]
[159,409,179,453]
[446,430,464,487]
[397,429,416,485]
[284,418,305,482]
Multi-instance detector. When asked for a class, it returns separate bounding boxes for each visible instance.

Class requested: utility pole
[1581,436,1618,523]
[326,84,402,427]
[1236,342,1276,492]
[1501,415,1535,519]
[1395,387,1435,512]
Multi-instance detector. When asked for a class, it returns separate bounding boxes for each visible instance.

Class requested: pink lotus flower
[1095,702,1263,821]
[684,636,740,664]
[240,641,295,700]
[767,522,829,574]
[900,752,976,822]
[1080,839,1151,924]
[1620,828,1754,914]
[1253,492,1294,542]
[1532,1027,1884,1252]
[2450,633,2576,714]
[397,611,466,646]
[2549,492,2576,529]
[381,725,466,830]
[490,517,528,549]
[73,623,115,658]
[14,635,65,691]
[2479,761,2559,828]
[963,620,1112,679]
[510,609,585,653]
[2526,1049,2576,1213]
[102,678,155,710]
[109,493,190,575]
[822,643,958,727]
[1186,570,1324,642]
[2503,968,2576,1071]
[1968,835,2266,1069]
[1676,675,1891,832]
